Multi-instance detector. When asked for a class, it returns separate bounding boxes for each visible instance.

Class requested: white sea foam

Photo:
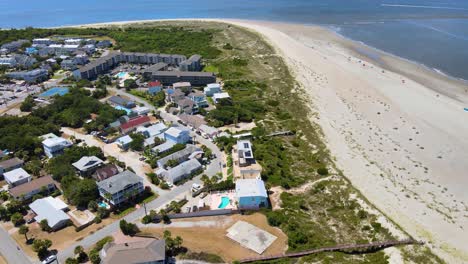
[381,3,468,11]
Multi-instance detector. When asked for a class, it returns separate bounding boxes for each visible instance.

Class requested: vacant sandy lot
[140,213,287,262]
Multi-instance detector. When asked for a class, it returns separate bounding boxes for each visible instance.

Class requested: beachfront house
[100,238,166,264]
[213,92,231,104]
[204,83,221,96]
[235,179,268,209]
[0,157,24,177]
[4,168,32,187]
[164,126,191,144]
[42,134,73,158]
[72,156,104,176]
[97,170,144,206]
[157,159,202,184]
[9,175,57,201]
[29,197,70,230]
[233,139,262,179]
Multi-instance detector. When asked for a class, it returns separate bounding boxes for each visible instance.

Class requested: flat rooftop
[226,221,277,254]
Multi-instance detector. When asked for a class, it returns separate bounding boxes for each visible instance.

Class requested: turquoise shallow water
[1,0,468,80]
[218,196,230,209]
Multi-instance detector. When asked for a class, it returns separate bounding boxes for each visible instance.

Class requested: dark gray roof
[102,239,165,264]
[108,96,131,106]
[0,157,24,170]
[97,170,142,194]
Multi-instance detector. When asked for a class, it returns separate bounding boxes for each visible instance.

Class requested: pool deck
[209,191,237,210]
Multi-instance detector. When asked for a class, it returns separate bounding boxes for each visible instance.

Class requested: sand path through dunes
[225,20,468,263]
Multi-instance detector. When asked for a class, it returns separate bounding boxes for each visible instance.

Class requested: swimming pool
[115,72,128,78]
[218,196,230,209]
[98,201,108,208]
[114,105,133,115]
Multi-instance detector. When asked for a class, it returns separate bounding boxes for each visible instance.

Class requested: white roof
[4,168,31,184]
[213,92,230,100]
[72,156,104,171]
[117,135,133,145]
[42,137,72,148]
[173,82,191,88]
[64,44,79,49]
[29,197,69,228]
[152,141,176,153]
[134,106,150,114]
[235,179,267,198]
[165,127,189,138]
[199,124,218,135]
[206,83,221,89]
[49,44,63,48]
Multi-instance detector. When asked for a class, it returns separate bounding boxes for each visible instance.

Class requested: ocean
[1,0,468,80]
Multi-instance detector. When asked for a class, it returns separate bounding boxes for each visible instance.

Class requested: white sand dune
[71,18,468,262]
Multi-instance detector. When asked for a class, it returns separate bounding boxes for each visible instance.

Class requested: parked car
[42,255,57,264]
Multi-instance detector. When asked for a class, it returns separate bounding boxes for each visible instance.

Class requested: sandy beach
[72,18,468,262]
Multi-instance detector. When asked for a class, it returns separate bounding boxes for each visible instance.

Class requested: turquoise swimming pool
[218,196,230,209]
[116,72,127,78]
[98,201,108,208]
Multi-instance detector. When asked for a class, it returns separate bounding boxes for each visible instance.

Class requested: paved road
[0,226,33,264]
[57,89,224,263]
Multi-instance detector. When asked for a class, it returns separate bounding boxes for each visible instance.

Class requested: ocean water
[1,0,468,80]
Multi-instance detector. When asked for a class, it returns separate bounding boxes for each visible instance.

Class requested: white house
[213,92,230,104]
[116,135,133,150]
[42,134,73,158]
[72,156,104,176]
[235,179,268,209]
[164,127,191,144]
[4,168,32,187]
[29,197,70,230]
[204,83,222,96]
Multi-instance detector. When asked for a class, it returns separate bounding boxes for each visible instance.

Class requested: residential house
[133,106,150,116]
[42,134,73,158]
[13,54,38,68]
[9,175,57,200]
[179,54,202,72]
[173,82,192,94]
[6,69,48,83]
[29,197,70,230]
[232,140,262,179]
[100,238,165,264]
[96,40,112,49]
[33,38,54,45]
[25,47,38,55]
[94,164,119,182]
[164,127,191,144]
[119,115,151,134]
[204,83,221,96]
[0,157,24,176]
[81,44,96,54]
[177,98,197,115]
[178,114,207,129]
[213,92,231,104]
[73,54,89,65]
[108,96,136,109]
[156,144,201,168]
[1,40,29,53]
[235,179,268,209]
[152,141,176,155]
[198,124,219,139]
[188,90,208,108]
[61,59,77,70]
[97,171,144,206]
[147,81,162,95]
[72,156,104,176]
[4,168,32,187]
[158,159,202,184]
[0,57,17,67]
[166,89,185,104]
[116,135,133,150]
[137,123,168,139]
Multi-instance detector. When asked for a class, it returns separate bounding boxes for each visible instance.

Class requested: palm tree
[18,225,29,242]
[74,245,84,256]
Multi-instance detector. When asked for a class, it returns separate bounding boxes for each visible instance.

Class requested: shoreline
[40,18,468,262]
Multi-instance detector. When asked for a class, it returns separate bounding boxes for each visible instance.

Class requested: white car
[42,255,57,264]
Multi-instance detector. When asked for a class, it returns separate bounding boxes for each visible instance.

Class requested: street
[0,226,34,264]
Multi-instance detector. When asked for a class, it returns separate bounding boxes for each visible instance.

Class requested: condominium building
[6,69,48,83]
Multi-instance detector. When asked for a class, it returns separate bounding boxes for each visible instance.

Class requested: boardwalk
[238,239,423,263]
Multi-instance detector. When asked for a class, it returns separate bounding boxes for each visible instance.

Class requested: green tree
[20,95,36,112]
[129,133,145,151]
[39,219,51,232]
[119,219,139,236]
[32,239,52,259]
[18,225,29,241]
[89,249,100,264]
[88,201,98,212]
[165,159,179,168]
[65,258,79,264]
[0,205,8,220]
[10,212,23,226]
[124,79,138,90]
[97,207,109,219]
[74,245,84,256]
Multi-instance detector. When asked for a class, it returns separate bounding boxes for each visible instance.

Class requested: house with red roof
[119,115,151,134]
[148,81,162,95]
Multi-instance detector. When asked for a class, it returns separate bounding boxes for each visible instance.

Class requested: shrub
[266,210,286,227]
[88,201,98,212]
[119,220,139,236]
[317,167,329,176]
[10,212,24,226]
[142,215,152,224]
[89,249,100,264]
